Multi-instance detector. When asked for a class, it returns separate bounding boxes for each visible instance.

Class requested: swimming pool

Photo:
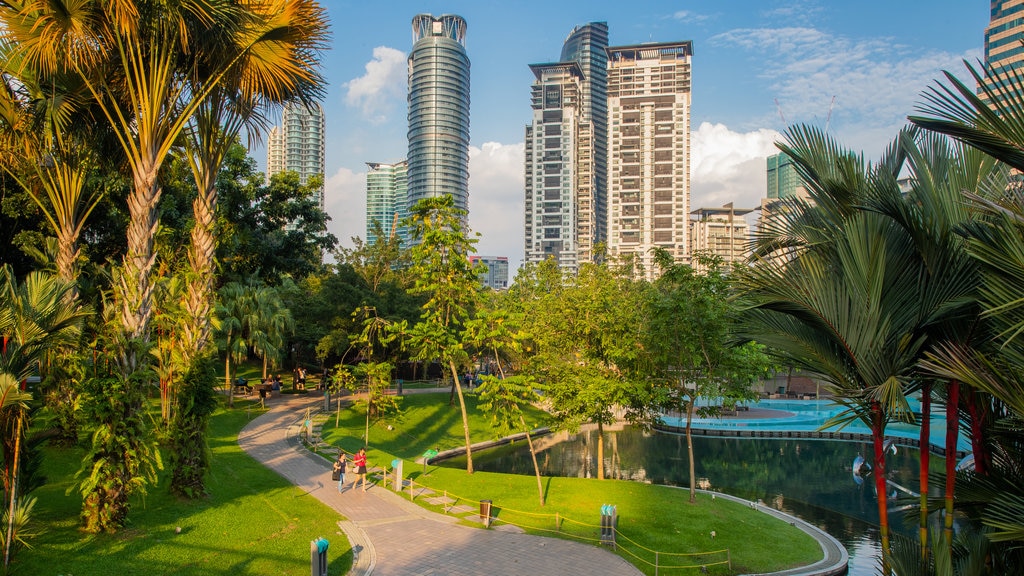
[657,398,972,454]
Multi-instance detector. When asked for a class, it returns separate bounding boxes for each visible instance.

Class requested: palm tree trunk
[964,387,989,476]
[447,359,473,474]
[918,382,931,565]
[122,167,162,347]
[944,380,959,546]
[870,402,891,576]
[686,399,696,504]
[182,187,217,363]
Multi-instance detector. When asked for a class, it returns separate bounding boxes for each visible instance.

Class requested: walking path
[238,393,848,576]
[238,394,642,576]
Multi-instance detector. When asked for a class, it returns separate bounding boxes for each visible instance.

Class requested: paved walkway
[238,394,643,576]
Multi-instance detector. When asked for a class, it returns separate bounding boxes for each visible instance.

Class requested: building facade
[407,14,471,214]
[766,152,806,200]
[470,255,510,290]
[606,41,693,280]
[365,160,409,246]
[981,0,1024,106]
[689,205,753,270]
[266,101,325,210]
[524,22,609,272]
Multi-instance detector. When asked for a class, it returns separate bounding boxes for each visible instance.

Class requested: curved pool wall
[658,399,972,456]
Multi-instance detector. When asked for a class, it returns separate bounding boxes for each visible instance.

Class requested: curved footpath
[238,393,848,576]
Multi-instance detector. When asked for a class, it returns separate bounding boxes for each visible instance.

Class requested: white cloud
[323,167,366,251]
[711,27,980,154]
[667,10,709,23]
[691,122,782,210]
[344,46,407,124]
[468,142,525,274]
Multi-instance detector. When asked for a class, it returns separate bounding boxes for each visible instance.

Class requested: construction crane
[774,98,787,125]
[825,95,836,133]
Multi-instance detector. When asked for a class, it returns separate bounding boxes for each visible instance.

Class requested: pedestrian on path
[333,452,347,492]
[352,447,368,491]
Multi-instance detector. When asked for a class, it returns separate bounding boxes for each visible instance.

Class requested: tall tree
[645,249,767,503]
[403,196,481,474]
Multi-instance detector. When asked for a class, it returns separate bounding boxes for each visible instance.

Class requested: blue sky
[267,0,988,272]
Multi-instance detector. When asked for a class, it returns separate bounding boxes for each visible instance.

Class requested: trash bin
[600,504,617,548]
[479,499,492,528]
[397,378,404,395]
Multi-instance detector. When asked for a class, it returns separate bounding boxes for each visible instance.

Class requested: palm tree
[734,126,929,572]
[179,0,328,364]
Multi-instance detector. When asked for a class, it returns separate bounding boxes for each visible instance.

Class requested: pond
[439,419,948,576]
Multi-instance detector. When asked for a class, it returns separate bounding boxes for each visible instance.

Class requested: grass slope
[17,397,351,576]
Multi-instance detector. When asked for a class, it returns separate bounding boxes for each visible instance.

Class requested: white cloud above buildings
[467,142,526,272]
[344,46,407,123]
[690,122,781,210]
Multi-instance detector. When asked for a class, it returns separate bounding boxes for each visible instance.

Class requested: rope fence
[369,465,732,575]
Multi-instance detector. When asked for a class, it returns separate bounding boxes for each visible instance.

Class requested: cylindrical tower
[407,14,471,213]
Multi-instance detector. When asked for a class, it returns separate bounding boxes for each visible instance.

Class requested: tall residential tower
[266,101,326,209]
[524,22,609,272]
[407,14,471,213]
[606,41,693,280]
[365,160,409,246]
[981,0,1024,107]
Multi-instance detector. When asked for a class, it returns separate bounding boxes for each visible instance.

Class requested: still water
[440,426,939,576]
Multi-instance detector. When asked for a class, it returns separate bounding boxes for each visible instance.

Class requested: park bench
[233,379,252,395]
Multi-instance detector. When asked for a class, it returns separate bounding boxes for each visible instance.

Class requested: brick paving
[238,394,643,576]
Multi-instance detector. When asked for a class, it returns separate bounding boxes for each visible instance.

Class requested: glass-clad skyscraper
[266,101,325,210]
[407,14,471,213]
[980,0,1024,108]
[365,160,409,246]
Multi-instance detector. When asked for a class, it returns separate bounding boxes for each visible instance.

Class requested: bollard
[310,537,328,576]
[480,499,493,528]
[600,504,617,549]
[391,459,404,492]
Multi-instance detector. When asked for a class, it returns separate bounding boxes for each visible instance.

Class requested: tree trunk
[596,421,605,480]
[447,359,473,474]
[964,387,989,477]
[944,380,960,547]
[121,167,162,346]
[520,414,545,506]
[870,402,890,576]
[686,400,696,504]
[918,382,931,566]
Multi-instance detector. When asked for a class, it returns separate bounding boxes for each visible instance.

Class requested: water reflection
[441,426,939,576]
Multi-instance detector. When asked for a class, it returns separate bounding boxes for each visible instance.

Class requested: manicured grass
[17,396,352,576]
[321,392,822,575]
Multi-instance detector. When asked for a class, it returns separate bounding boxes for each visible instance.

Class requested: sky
[253,0,989,274]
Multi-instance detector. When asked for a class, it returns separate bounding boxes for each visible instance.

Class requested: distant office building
[266,101,325,210]
[690,205,753,270]
[366,160,409,246]
[980,0,1024,107]
[606,41,693,280]
[765,152,807,200]
[524,22,609,272]
[470,255,509,290]
[407,14,471,214]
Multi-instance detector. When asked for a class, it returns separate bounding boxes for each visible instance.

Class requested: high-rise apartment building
[266,101,326,210]
[469,255,510,290]
[766,152,806,200]
[524,22,608,272]
[606,41,693,280]
[690,205,753,269]
[365,160,409,246]
[407,14,471,213]
[981,1,1024,106]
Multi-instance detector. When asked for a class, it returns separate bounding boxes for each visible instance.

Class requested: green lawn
[320,392,822,575]
[17,396,352,576]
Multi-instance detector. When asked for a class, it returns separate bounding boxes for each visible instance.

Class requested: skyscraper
[524,22,608,272]
[266,101,326,210]
[981,0,1024,106]
[365,160,409,246]
[407,14,471,213]
[606,41,693,280]
[469,255,510,290]
[766,152,806,200]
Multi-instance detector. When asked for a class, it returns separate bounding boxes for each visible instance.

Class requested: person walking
[332,452,347,493]
[351,448,368,491]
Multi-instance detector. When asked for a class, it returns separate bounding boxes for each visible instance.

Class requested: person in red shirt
[351,448,368,491]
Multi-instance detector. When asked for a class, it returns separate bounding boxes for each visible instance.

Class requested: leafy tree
[517,258,651,480]
[403,196,482,474]
[645,249,767,503]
